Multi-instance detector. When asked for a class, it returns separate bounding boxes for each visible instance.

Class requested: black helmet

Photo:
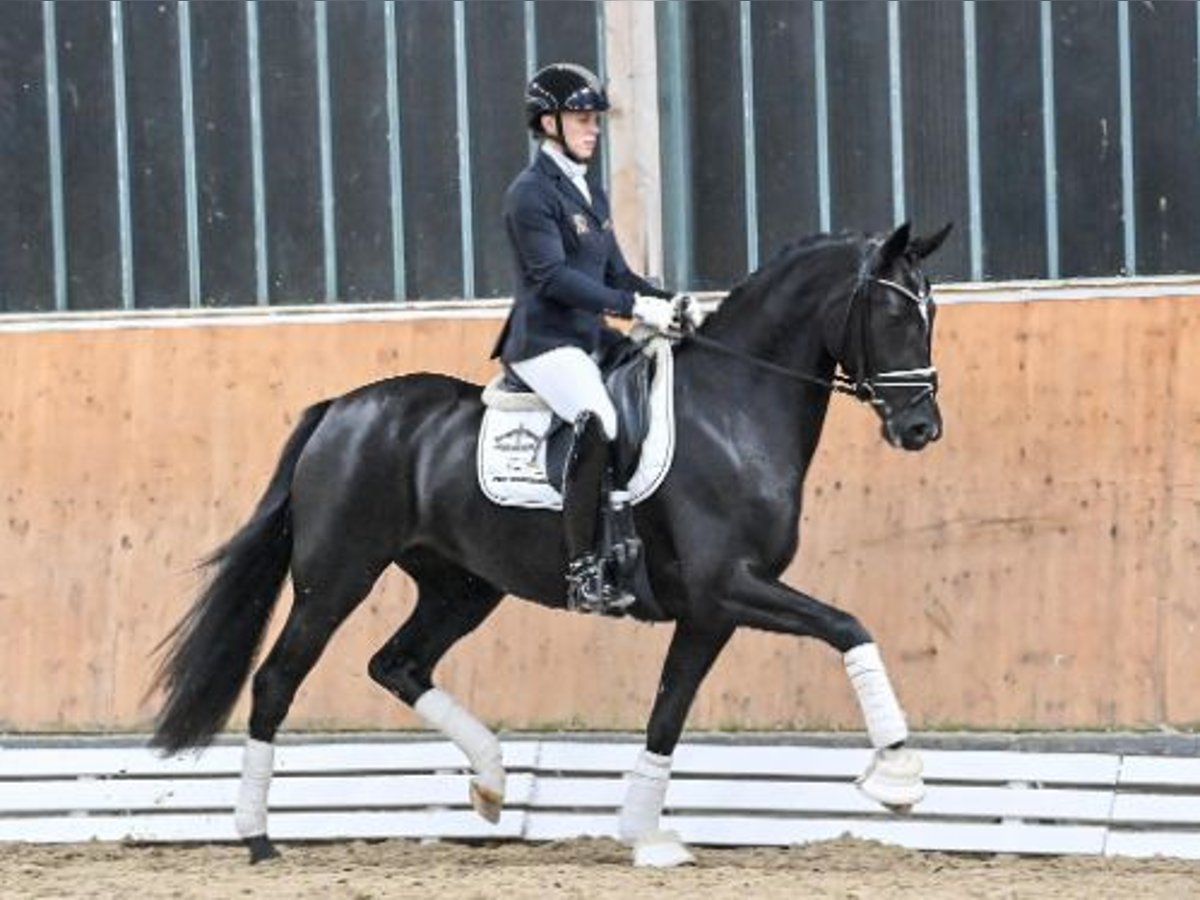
[525,62,609,133]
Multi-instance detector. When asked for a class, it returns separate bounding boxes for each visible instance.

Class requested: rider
[491,62,690,614]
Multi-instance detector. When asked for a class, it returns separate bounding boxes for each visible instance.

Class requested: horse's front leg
[723,564,925,811]
[620,621,733,866]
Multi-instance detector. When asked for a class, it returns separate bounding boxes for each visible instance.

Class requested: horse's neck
[677,311,837,482]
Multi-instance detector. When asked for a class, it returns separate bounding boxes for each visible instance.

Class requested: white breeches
[510,346,618,440]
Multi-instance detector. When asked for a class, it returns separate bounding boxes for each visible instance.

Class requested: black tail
[150,401,333,754]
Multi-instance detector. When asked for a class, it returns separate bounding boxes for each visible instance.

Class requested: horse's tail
[149,400,333,754]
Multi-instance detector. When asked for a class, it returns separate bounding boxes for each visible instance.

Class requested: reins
[670,275,938,409]
[673,328,861,397]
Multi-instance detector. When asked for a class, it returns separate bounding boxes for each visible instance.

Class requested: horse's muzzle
[883,400,942,451]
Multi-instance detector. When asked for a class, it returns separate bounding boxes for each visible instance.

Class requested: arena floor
[4,836,1200,899]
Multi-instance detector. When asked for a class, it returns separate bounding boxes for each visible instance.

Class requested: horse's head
[832,222,952,451]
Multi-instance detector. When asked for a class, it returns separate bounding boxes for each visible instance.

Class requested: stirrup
[566,555,635,615]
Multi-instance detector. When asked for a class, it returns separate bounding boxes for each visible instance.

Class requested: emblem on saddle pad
[477,338,676,510]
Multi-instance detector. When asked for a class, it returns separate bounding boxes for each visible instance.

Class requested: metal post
[246,1,268,303]
[315,1,338,302]
[111,2,134,308]
[384,1,406,300]
[813,1,831,232]
[658,0,692,289]
[180,1,201,306]
[1040,1,1059,279]
[43,1,68,311]
[739,1,758,271]
[1118,1,1136,276]
[453,1,475,297]
[963,1,983,280]
[888,1,905,226]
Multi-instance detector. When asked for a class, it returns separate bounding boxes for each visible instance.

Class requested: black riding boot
[562,412,634,614]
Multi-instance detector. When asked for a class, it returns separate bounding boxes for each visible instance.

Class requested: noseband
[677,277,939,414]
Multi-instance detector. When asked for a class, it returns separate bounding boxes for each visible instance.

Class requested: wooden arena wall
[1,291,1197,734]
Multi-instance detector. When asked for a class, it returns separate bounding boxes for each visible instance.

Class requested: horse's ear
[878,222,912,265]
[911,222,953,260]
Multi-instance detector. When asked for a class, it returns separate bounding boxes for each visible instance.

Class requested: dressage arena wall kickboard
[1,735,1198,858]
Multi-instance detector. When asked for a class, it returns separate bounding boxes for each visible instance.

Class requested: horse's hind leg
[367,558,506,822]
[235,555,387,863]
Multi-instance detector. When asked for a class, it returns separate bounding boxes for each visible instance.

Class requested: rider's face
[543,111,602,160]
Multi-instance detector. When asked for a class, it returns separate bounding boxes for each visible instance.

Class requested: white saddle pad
[477,338,675,510]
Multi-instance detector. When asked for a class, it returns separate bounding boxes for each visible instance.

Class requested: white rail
[0,737,1196,857]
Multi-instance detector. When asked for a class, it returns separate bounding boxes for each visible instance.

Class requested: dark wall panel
[976,2,1046,279]
[687,1,746,290]
[0,4,52,311]
[260,2,323,304]
[901,3,970,282]
[824,2,892,235]
[1131,2,1200,275]
[57,3,121,310]
[1053,2,1122,279]
[467,3,528,299]
[396,2,461,300]
[124,2,188,309]
[535,3,599,74]
[328,2,392,302]
[191,3,254,307]
[752,2,819,259]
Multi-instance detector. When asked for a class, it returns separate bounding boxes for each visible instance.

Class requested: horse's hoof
[470,778,504,824]
[632,829,695,868]
[857,746,926,809]
[243,834,280,865]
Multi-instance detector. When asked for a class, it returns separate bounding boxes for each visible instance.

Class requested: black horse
[152,222,951,866]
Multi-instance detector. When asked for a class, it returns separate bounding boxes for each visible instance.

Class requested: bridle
[676,276,939,415]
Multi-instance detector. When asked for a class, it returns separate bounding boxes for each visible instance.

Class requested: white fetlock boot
[618,750,695,868]
[415,688,506,823]
[844,643,926,813]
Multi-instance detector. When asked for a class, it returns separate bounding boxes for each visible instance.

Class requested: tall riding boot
[562,412,633,613]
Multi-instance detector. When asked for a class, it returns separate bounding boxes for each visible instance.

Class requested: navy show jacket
[492,151,670,363]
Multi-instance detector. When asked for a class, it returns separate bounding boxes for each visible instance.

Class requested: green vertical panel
[328,1,393,302]
[0,3,53,311]
[467,2,527,299]
[900,3,970,281]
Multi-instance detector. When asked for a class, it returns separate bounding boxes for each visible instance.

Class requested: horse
[151,221,952,866]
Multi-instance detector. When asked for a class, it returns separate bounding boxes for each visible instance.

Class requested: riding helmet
[525,63,609,133]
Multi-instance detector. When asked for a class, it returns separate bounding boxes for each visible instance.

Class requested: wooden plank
[1118,756,1200,787]
[920,751,1120,785]
[0,741,538,778]
[529,777,1114,822]
[0,809,525,844]
[1110,793,1200,825]
[0,773,535,814]
[534,744,1120,785]
[536,743,869,778]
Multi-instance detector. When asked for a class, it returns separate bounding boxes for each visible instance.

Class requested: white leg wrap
[844,643,909,749]
[234,738,274,839]
[618,750,672,842]
[415,688,505,797]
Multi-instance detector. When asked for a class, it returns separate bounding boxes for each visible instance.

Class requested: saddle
[477,332,676,511]
[501,338,654,492]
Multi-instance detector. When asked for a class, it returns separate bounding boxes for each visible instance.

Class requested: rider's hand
[632,294,675,332]
[671,293,701,331]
